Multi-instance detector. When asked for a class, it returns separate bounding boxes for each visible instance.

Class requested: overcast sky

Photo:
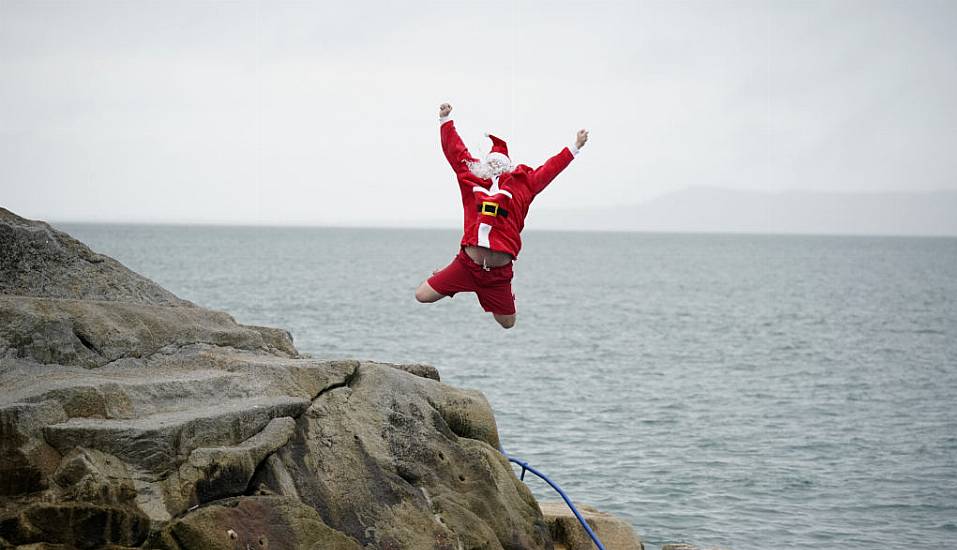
[2,0,955,226]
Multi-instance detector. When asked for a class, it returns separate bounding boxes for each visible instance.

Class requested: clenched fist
[439,103,452,117]
[576,129,589,149]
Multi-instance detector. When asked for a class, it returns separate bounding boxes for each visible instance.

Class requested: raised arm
[438,103,476,176]
[529,129,589,195]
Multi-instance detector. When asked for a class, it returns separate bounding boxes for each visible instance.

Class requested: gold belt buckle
[481,201,499,217]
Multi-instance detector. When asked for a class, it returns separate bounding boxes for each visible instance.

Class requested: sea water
[58,224,957,550]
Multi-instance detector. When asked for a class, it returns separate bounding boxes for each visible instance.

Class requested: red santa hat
[485,133,509,159]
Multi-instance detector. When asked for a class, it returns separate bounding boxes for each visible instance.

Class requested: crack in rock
[312,363,360,402]
[72,328,102,356]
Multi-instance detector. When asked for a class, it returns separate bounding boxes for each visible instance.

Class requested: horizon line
[49,219,957,240]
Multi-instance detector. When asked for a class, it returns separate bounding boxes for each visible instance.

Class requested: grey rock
[172,416,297,512]
[43,396,309,476]
[0,207,189,307]
[541,501,643,550]
[0,400,67,495]
[368,360,441,381]
[148,496,362,550]
[250,454,300,499]
[260,362,548,549]
[0,295,297,368]
[0,209,636,549]
[0,501,150,549]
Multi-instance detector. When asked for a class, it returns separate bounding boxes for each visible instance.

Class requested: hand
[576,129,589,149]
[439,103,452,117]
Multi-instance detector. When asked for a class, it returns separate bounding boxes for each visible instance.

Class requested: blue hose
[500,447,606,550]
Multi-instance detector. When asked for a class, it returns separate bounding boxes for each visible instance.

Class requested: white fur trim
[487,152,510,164]
[478,223,492,248]
[472,186,513,199]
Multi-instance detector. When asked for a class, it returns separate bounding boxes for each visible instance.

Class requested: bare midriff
[464,245,513,268]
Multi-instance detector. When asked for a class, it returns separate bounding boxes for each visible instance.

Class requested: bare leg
[493,314,516,329]
[415,281,446,303]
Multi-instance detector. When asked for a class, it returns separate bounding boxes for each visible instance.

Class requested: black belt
[477,201,509,218]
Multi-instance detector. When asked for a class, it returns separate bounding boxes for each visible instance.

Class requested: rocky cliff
[0,208,640,549]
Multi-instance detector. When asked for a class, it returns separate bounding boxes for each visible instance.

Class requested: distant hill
[531,188,957,236]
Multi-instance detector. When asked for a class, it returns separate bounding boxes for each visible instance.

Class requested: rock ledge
[0,208,640,549]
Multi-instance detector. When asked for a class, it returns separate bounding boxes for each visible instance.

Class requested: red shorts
[427,249,516,315]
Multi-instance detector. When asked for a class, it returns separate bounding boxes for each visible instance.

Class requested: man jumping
[415,102,588,329]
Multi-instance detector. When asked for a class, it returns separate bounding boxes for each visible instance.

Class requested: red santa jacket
[440,119,575,258]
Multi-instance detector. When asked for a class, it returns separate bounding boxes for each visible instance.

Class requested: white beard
[468,155,514,180]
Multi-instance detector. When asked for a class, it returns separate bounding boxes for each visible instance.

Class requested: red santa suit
[439,117,577,258]
[426,116,579,316]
